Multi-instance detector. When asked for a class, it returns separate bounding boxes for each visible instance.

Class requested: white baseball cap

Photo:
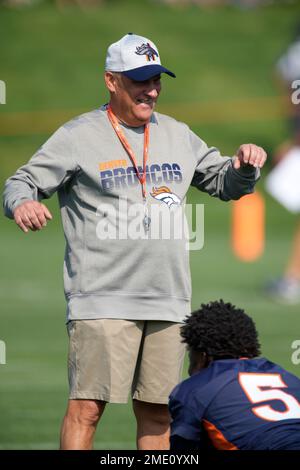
[105,33,176,81]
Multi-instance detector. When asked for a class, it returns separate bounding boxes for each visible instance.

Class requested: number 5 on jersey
[239,373,300,421]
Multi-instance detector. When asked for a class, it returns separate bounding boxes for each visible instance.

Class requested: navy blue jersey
[169,358,300,450]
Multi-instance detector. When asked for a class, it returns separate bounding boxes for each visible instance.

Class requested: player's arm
[189,130,267,201]
[169,388,205,450]
[3,126,79,233]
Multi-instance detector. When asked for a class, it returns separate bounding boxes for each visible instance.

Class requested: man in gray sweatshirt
[3,33,267,450]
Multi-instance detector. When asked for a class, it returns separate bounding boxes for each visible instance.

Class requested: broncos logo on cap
[151,186,181,208]
[135,43,158,62]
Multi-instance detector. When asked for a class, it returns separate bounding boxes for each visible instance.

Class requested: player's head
[104,33,175,127]
[181,300,261,375]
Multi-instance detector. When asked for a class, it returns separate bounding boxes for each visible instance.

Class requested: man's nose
[146,86,159,98]
[144,80,160,97]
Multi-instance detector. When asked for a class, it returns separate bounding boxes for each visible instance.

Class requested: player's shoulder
[210,357,278,376]
[170,373,203,406]
[171,358,267,399]
[237,357,286,374]
[218,357,300,383]
[170,362,228,402]
[254,357,300,383]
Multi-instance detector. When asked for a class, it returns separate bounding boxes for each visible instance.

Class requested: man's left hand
[233,144,267,170]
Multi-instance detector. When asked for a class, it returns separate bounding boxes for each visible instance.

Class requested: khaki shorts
[67,319,186,404]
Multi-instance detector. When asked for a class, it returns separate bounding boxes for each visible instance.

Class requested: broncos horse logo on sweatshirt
[151,186,181,208]
[135,43,158,62]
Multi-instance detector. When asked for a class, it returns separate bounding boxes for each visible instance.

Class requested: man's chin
[133,110,154,125]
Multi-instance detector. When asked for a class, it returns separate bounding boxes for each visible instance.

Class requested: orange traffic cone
[232,191,265,262]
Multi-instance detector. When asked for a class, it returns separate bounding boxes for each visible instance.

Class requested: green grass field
[1,0,300,449]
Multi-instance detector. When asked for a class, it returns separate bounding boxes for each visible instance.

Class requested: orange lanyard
[107,105,149,200]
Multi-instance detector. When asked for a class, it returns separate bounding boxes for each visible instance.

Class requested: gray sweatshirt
[3,106,259,323]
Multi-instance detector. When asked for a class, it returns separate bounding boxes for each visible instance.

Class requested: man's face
[105,72,162,126]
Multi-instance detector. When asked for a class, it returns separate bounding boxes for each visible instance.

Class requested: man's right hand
[13,201,53,233]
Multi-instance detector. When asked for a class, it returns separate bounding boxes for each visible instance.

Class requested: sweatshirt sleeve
[189,129,260,201]
[3,126,79,219]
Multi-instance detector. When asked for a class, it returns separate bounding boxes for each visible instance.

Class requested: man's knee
[133,400,170,427]
[65,399,106,427]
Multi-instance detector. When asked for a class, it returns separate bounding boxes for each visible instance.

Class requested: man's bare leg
[60,399,106,450]
[133,400,171,450]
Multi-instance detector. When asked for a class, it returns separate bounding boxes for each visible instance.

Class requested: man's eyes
[153,76,161,83]
[133,76,161,86]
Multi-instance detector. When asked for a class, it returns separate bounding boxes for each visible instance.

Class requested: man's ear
[104,72,118,93]
[196,351,213,369]
[188,350,209,375]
